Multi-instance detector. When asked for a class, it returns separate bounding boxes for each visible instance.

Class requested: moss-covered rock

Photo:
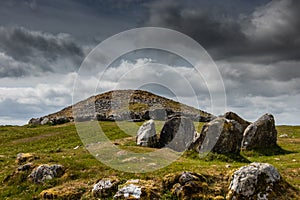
[92,176,120,198]
[40,181,88,199]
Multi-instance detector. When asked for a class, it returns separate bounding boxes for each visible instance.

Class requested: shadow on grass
[242,144,295,156]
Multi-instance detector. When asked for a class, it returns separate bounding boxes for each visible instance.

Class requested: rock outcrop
[241,113,277,150]
[191,117,243,154]
[113,179,159,199]
[29,116,71,126]
[227,162,281,200]
[136,120,158,148]
[29,164,65,184]
[92,177,120,198]
[159,116,195,152]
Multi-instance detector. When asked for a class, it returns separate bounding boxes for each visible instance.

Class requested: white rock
[136,120,158,147]
[227,162,280,199]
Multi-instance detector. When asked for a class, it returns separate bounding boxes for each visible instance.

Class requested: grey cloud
[0,26,84,77]
[145,0,300,62]
[146,0,245,51]
[219,61,300,98]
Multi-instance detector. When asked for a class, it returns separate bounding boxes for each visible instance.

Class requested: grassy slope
[0,122,299,199]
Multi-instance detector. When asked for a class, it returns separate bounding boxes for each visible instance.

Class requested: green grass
[0,122,299,199]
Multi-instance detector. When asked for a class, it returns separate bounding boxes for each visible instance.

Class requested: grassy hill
[0,122,299,199]
[40,90,213,123]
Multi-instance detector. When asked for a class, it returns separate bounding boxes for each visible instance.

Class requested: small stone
[114,184,141,199]
[18,163,34,171]
[92,177,120,198]
[225,164,231,168]
[29,164,65,184]
[16,153,36,164]
[279,134,289,138]
[274,158,280,161]
[73,146,79,150]
[292,159,296,162]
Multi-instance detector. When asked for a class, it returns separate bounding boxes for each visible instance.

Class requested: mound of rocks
[242,113,277,150]
[227,162,281,200]
[136,120,158,148]
[159,116,195,152]
[29,164,65,184]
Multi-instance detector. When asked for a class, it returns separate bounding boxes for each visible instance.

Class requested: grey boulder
[227,162,281,200]
[241,113,277,150]
[191,117,243,154]
[159,116,195,152]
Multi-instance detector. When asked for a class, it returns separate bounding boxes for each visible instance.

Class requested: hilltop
[29,90,214,125]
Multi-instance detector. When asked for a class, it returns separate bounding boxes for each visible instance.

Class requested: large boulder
[136,120,158,147]
[29,164,65,184]
[223,112,250,132]
[227,162,281,200]
[241,113,277,150]
[159,116,195,152]
[191,117,243,154]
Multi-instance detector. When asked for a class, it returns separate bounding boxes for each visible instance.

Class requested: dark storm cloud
[145,0,300,62]
[146,0,246,50]
[0,26,84,77]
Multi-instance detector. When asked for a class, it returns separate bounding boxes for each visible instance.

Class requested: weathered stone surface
[159,116,195,152]
[136,120,158,147]
[41,117,50,125]
[114,179,159,199]
[191,117,243,154]
[29,164,65,184]
[28,118,41,125]
[16,153,36,164]
[223,112,250,132]
[227,162,281,200]
[17,163,34,171]
[92,176,120,198]
[241,113,277,150]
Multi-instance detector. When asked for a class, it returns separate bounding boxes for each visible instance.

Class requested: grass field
[0,121,299,199]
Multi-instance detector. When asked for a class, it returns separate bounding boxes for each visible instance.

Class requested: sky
[0,0,300,125]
